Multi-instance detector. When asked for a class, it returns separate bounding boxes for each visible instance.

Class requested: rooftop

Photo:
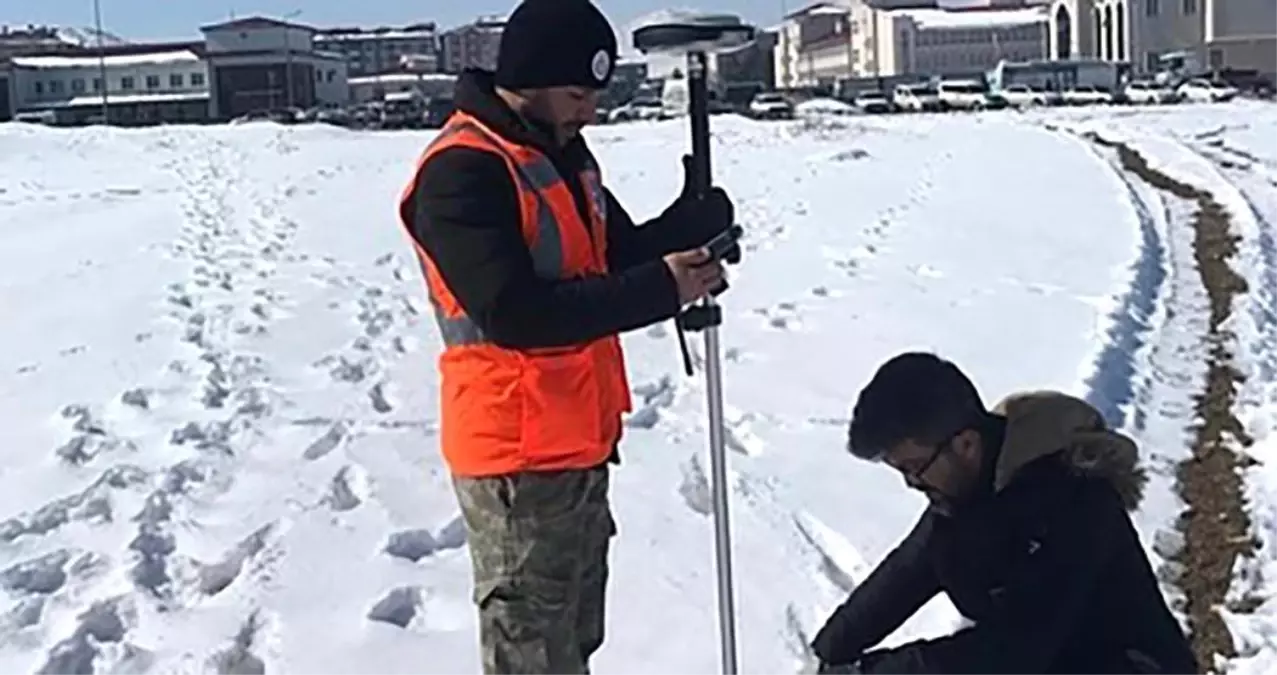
[200,16,316,34]
[12,48,201,69]
[889,6,1049,29]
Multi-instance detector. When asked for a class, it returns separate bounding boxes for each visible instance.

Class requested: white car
[1176,78,1239,103]
[937,80,990,111]
[748,92,795,120]
[998,84,1054,108]
[1123,80,1179,104]
[607,98,665,123]
[1062,85,1113,106]
[892,83,942,112]
[852,90,892,114]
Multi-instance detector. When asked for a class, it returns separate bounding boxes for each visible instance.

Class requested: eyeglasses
[886,427,966,482]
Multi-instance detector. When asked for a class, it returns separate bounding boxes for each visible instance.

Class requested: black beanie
[495,0,618,90]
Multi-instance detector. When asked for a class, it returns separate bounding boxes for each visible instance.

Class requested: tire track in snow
[1080,130,1259,670]
[1063,127,1212,634]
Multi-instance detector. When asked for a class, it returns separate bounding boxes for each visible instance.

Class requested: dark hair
[847,352,985,461]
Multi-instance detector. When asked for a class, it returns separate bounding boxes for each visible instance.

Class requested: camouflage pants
[453,466,616,675]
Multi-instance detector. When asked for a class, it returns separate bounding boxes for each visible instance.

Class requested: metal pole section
[687,48,739,675]
[92,0,109,124]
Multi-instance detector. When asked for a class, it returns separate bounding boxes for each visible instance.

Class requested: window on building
[170,73,184,87]
[146,75,160,89]
[1146,0,1160,16]
[1146,51,1160,71]
[327,69,336,82]
[49,80,64,94]
[92,78,102,92]
[191,72,205,86]
[1182,0,1196,14]
[121,76,135,90]
[71,78,85,93]
[33,81,44,95]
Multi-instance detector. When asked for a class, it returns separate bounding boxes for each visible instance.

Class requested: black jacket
[812,392,1198,675]
[403,69,723,350]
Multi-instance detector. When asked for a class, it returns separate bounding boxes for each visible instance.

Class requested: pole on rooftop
[92,0,109,124]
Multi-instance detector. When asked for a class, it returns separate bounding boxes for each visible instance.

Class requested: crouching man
[811,352,1199,674]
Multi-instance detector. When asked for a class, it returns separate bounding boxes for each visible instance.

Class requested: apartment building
[313,23,439,77]
[1050,0,1275,75]
[439,16,505,73]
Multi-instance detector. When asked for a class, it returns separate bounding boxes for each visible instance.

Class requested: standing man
[810,352,1198,674]
[396,0,739,672]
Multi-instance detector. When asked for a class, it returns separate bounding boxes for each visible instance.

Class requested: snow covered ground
[1,101,1275,674]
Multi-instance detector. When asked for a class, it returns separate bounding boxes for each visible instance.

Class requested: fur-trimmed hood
[990,391,1147,511]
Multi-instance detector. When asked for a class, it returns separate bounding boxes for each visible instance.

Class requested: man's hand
[663,247,725,305]
[664,155,741,264]
[816,660,864,674]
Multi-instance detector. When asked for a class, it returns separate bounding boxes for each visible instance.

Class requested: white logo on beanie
[591,49,611,83]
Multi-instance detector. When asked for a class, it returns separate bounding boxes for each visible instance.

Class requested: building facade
[439,16,505,73]
[875,7,1049,76]
[0,61,12,120]
[1050,0,1276,76]
[313,23,439,77]
[773,0,1049,85]
[8,43,211,125]
[348,72,455,103]
[714,31,778,89]
[199,17,348,120]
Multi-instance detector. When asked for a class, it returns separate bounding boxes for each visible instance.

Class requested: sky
[4,0,793,43]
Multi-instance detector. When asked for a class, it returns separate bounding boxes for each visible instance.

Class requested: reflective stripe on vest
[421,119,577,348]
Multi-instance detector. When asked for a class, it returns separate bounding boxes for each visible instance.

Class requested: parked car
[937,80,990,111]
[1176,78,1240,103]
[852,89,892,114]
[1123,80,1180,104]
[892,83,943,112]
[748,92,795,120]
[1062,85,1114,106]
[998,84,1055,108]
[608,97,665,123]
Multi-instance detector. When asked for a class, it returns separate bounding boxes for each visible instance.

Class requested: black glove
[658,155,741,264]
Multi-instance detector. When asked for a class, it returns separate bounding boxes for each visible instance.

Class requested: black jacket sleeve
[860,479,1125,674]
[605,187,725,270]
[408,147,681,350]
[811,512,943,666]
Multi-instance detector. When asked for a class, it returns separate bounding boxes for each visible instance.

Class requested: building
[0,59,12,120]
[348,72,456,103]
[601,58,649,108]
[873,6,1050,76]
[313,23,439,77]
[773,0,1048,86]
[772,18,804,89]
[439,15,505,73]
[796,4,859,86]
[1050,0,1275,76]
[714,30,778,89]
[0,25,85,60]
[7,42,211,125]
[199,16,349,121]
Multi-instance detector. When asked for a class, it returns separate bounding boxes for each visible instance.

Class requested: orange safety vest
[397,110,633,477]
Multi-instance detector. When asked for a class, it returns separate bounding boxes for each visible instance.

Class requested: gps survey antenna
[633,13,755,675]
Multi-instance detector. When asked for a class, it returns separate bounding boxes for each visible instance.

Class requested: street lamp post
[92,0,109,123]
[283,9,302,110]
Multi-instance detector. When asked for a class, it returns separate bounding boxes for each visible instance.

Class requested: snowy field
[1,100,1275,674]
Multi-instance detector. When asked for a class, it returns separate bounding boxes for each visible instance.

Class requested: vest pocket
[520,349,604,464]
